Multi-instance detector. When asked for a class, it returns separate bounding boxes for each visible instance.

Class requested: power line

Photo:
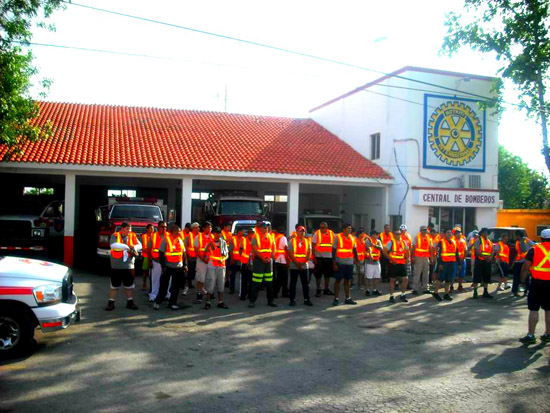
[63,1,542,114]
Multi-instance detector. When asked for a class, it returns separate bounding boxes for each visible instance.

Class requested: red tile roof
[0,102,392,180]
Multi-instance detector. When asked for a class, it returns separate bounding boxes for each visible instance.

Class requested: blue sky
[27,0,546,173]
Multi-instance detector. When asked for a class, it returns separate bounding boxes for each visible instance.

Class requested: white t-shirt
[275,236,288,264]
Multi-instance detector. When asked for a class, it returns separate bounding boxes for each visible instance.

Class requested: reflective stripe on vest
[255,233,273,260]
[165,234,184,264]
[389,239,406,264]
[515,239,531,261]
[441,238,457,262]
[186,233,197,258]
[454,237,467,260]
[414,234,432,258]
[356,239,366,261]
[291,238,309,264]
[479,238,493,260]
[209,240,226,267]
[110,232,137,260]
[366,236,381,261]
[336,233,354,259]
[231,236,242,261]
[380,232,395,248]
[497,241,510,264]
[314,230,334,253]
[531,242,550,280]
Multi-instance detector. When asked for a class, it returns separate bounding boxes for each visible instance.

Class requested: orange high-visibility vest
[240,236,251,265]
[150,231,165,260]
[497,241,510,264]
[221,229,232,243]
[478,238,493,261]
[196,232,211,259]
[141,233,151,258]
[414,234,432,258]
[380,232,395,248]
[454,237,467,260]
[209,240,226,267]
[165,233,185,264]
[185,233,198,258]
[314,230,335,254]
[273,233,286,261]
[389,239,406,264]
[515,238,531,261]
[530,242,550,281]
[402,232,412,248]
[231,236,242,261]
[254,233,274,261]
[356,237,366,262]
[366,236,381,261]
[440,238,457,262]
[335,233,355,260]
[111,232,138,260]
[291,237,309,264]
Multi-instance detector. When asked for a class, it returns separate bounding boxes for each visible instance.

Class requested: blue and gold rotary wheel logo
[428,101,482,166]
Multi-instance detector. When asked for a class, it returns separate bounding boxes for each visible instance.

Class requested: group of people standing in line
[104,219,550,345]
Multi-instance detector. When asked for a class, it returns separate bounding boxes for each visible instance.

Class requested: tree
[0,0,64,156]
[442,0,550,176]
[498,145,550,208]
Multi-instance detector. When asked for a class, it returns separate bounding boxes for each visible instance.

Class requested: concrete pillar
[64,173,76,267]
[181,177,193,225]
[287,182,299,234]
[381,186,389,229]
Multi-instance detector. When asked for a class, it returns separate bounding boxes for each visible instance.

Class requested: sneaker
[504,285,511,290]
[148,297,155,302]
[217,302,229,309]
[389,296,395,303]
[182,287,189,296]
[432,293,443,302]
[443,294,453,301]
[204,302,211,309]
[365,290,371,296]
[126,300,138,310]
[473,290,479,299]
[400,295,408,303]
[482,291,493,299]
[289,300,296,307]
[412,290,419,296]
[540,333,550,343]
[324,289,335,296]
[332,298,339,306]
[373,290,382,296]
[497,286,505,291]
[344,298,357,305]
[519,334,536,345]
[267,302,278,308]
[423,290,432,295]
[153,303,160,310]
[169,304,179,310]
[105,300,115,311]
[248,302,256,308]
[304,299,313,306]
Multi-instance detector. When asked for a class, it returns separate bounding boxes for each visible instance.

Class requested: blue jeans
[512,261,530,294]
[453,259,466,281]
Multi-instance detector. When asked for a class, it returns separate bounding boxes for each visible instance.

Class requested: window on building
[108,189,137,197]
[536,225,550,237]
[370,133,381,160]
[192,192,210,200]
[264,194,287,202]
[23,187,54,196]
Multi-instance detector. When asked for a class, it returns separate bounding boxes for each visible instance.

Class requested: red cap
[297,226,306,232]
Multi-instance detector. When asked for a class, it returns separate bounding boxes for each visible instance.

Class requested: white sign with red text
[413,189,499,208]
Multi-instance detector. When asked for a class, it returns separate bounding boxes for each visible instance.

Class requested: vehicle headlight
[32,229,44,238]
[33,284,62,305]
[99,235,110,244]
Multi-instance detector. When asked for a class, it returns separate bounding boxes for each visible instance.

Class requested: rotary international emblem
[427,101,482,166]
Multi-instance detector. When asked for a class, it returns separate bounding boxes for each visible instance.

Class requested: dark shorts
[187,260,197,281]
[110,269,134,289]
[438,262,455,282]
[388,263,406,279]
[473,260,492,284]
[527,279,550,311]
[497,261,509,278]
[334,264,354,280]
[252,258,272,275]
[314,257,334,279]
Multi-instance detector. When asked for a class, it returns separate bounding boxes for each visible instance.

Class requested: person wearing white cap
[519,228,550,344]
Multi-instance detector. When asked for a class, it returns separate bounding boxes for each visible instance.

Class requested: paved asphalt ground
[1,271,549,413]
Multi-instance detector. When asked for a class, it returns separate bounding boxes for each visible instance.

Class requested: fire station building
[0,66,500,267]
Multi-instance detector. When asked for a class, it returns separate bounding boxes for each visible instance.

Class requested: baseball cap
[297,226,306,232]
[258,221,268,228]
[541,229,550,239]
[420,226,427,231]
[472,230,479,235]
[191,222,200,228]
[399,224,407,230]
